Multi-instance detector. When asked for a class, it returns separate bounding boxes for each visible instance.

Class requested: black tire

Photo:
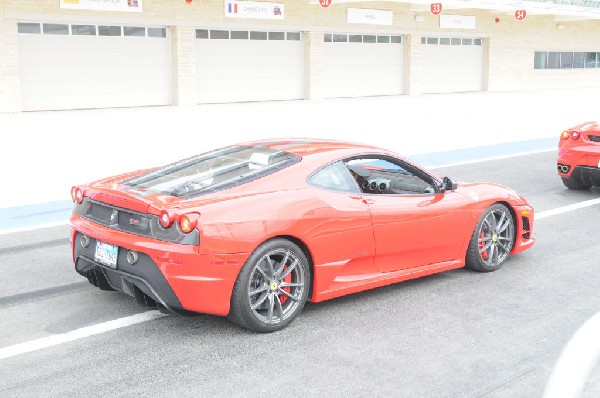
[561,176,590,190]
[466,203,515,273]
[228,239,310,333]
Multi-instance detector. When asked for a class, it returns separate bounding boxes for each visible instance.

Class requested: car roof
[239,138,386,158]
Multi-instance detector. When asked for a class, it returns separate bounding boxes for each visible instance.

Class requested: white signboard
[440,15,476,29]
[347,8,393,25]
[60,0,143,13]
[224,1,285,20]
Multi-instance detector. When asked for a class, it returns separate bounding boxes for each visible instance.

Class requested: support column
[403,34,422,95]
[481,37,490,92]
[303,31,324,100]
[0,19,22,113]
[171,25,197,106]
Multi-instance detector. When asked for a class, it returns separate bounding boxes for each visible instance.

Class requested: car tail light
[179,213,200,234]
[571,131,580,140]
[561,131,570,140]
[159,211,172,228]
[71,186,84,204]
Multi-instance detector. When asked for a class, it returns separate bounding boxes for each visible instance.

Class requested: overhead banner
[60,0,143,13]
[225,1,285,19]
[347,8,393,25]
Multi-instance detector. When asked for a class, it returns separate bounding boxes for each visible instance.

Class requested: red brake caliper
[479,232,488,260]
[279,266,292,304]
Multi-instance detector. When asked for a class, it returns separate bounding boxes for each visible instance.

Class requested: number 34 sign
[515,9,527,21]
[430,3,442,15]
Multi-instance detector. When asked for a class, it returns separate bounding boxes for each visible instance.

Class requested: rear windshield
[124,146,300,197]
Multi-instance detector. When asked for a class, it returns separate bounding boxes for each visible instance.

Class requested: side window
[308,161,360,193]
[345,157,436,195]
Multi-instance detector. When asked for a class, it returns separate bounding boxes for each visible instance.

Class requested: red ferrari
[70,139,535,332]
[558,122,600,189]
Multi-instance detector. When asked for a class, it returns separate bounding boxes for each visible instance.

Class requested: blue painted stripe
[0,137,557,232]
[411,137,556,168]
[0,200,72,231]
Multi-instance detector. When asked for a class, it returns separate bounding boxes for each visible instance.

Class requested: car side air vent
[522,216,531,239]
[522,216,530,231]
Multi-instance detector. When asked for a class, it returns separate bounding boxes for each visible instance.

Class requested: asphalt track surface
[1,150,599,397]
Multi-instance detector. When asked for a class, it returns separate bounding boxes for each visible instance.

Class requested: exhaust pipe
[557,164,570,173]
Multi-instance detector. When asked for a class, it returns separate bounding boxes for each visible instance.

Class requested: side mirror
[440,176,458,192]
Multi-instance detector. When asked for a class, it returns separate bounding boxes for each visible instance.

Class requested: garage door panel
[323,37,403,98]
[20,65,170,82]
[196,33,303,103]
[420,39,483,94]
[18,29,172,111]
[198,64,300,79]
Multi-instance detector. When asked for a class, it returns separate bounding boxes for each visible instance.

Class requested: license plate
[94,241,118,269]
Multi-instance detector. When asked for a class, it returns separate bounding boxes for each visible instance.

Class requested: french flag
[228,3,238,13]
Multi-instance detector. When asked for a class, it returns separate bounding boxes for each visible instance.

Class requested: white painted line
[427,148,555,170]
[0,310,167,360]
[0,221,69,235]
[535,198,600,220]
[543,311,600,398]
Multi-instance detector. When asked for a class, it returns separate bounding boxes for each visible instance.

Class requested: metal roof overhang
[310,0,600,20]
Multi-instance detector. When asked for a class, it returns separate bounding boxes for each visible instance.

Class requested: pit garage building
[1,0,600,112]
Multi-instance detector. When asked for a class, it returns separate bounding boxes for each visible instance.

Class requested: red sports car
[558,121,600,189]
[70,139,535,332]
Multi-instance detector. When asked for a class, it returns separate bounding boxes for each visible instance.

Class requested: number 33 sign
[430,3,442,15]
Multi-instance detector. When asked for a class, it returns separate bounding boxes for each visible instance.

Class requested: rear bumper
[71,214,250,316]
[557,145,600,179]
[558,166,600,187]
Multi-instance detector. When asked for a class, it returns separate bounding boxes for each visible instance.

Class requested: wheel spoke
[279,259,298,280]
[267,293,275,322]
[275,294,284,321]
[478,236,491,244]
[278,288,299,302]
[491,244,499,265]
[497,215,511,233]
[251,292,269,310]
[275,250,290,278]
[280,282,303,288]
[249,284,268,296]
[496,211,506,233]
[479,240,492,253]
[497,241,511,253]
[482,216,493,232]
[265,256,275,278]
[256,265,270,281]
[489,212,498,231]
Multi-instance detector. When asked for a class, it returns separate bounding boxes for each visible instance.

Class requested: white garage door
[18,23,171,111]
[323,33,404,98]
[195,29,303,103]
[420,37,483,94]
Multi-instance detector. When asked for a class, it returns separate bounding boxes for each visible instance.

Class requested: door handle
[362,198,375,205]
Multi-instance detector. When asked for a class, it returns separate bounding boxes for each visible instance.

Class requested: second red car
[558,121,600,189]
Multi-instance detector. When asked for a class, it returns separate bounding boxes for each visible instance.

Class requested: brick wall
[171,25,196,106]
[0,13,21,113]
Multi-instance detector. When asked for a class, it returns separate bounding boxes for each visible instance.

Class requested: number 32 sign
[430,3,442,15]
